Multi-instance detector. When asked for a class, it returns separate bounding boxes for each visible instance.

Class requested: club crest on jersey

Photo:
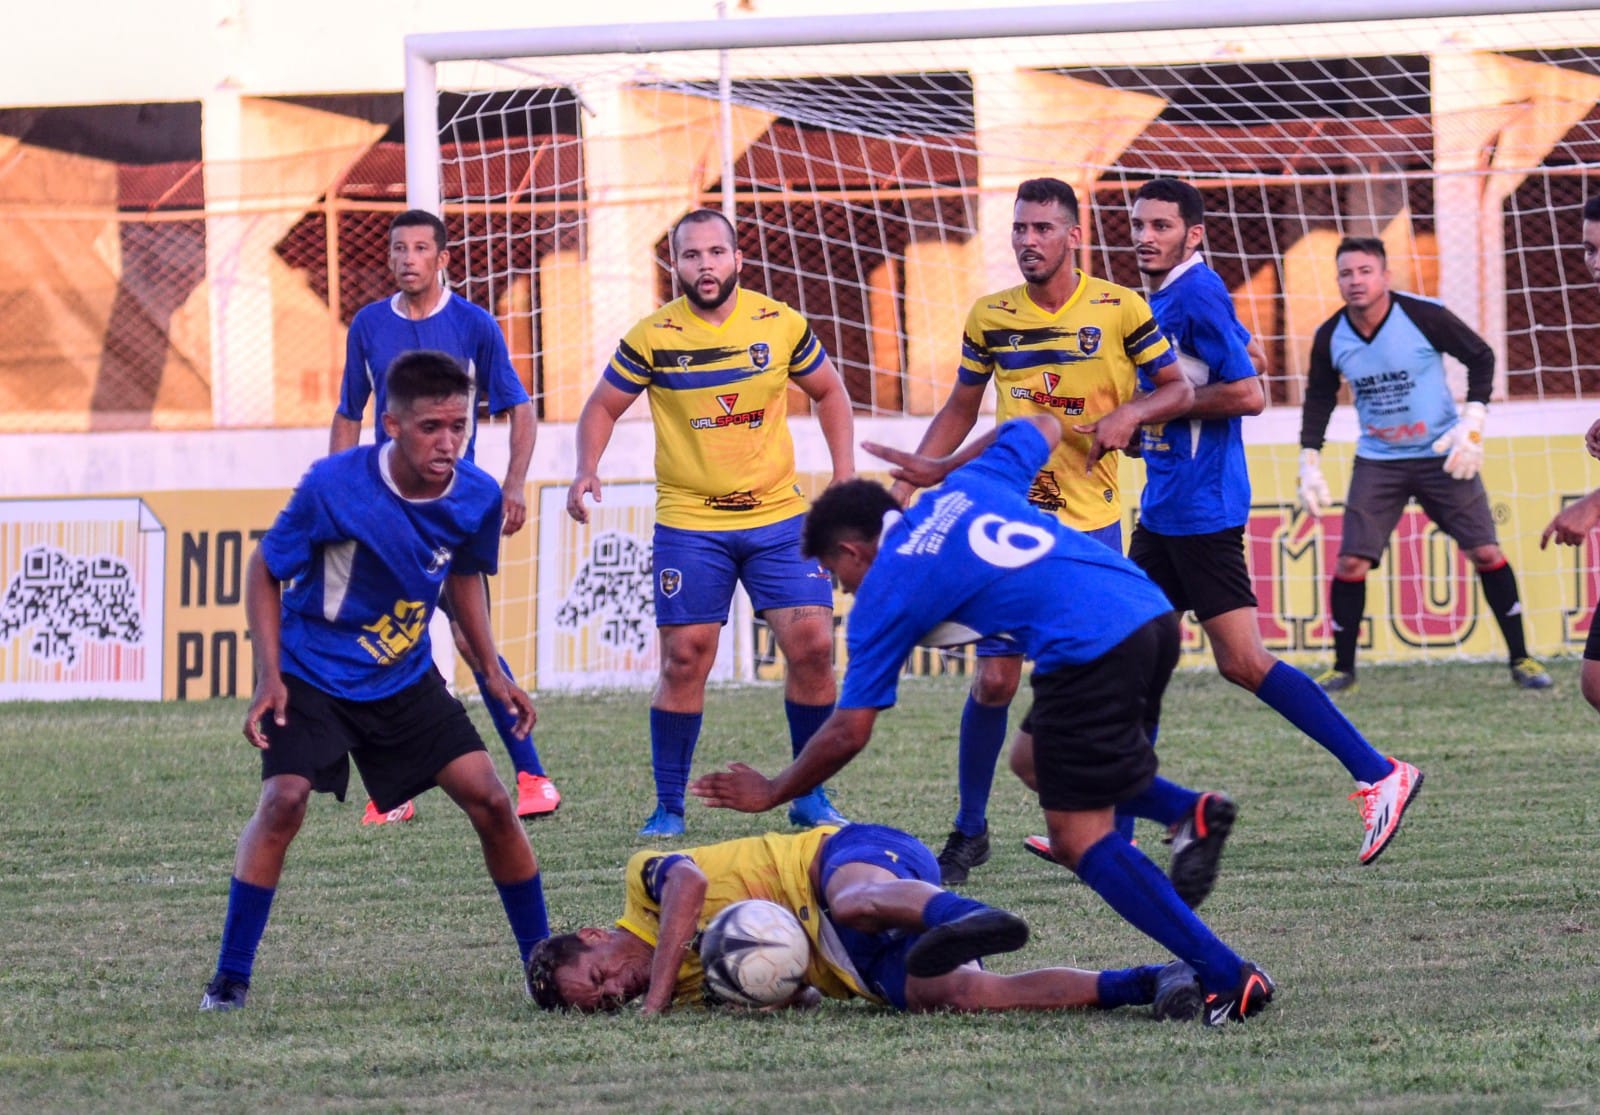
[690,393,766,430]
[748,342,771,369]
[659,568,682,598]
[425,546,453,574]
[1078,326,1102,355]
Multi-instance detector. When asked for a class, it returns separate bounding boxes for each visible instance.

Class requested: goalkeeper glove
[1297,448,1333,517]
[1430,401,1486,481]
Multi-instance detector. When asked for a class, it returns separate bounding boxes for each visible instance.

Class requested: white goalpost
[403,0,1600,690]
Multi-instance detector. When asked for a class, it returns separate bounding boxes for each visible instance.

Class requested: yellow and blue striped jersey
[606,290,829,531]
[958,274,1174,531]
[617,827,879,1007]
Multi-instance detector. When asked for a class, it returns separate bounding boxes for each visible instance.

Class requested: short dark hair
[1015,178,1079,225]
[1335,236,1387,264]
[390,209,449,251]
[1584,197,1600,223]
[524,933,592,1012]
[802,479,900,560]
[384,350,472,415]
[1133,178,1204,228]
[671,208,739,253]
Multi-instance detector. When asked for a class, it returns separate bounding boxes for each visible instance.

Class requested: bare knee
[1334,555,1371,580]
[1468,544,1505,571]
[971,658,1020,707]
[1008,733,1036,790]
[255,780,310,837]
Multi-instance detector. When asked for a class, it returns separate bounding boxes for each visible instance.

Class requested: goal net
[407,0,1600,690]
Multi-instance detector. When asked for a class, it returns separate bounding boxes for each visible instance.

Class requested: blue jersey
[260,444,503,699]
[839,421,1174,711]
[338,291,529,461]
[1139,256,1257,534]
[1301,291,1494,461]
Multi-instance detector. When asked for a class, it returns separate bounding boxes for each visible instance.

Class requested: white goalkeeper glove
[1297,448,1333,517]
[1431,401,1486,481]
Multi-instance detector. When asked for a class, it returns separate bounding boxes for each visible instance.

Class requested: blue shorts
[817,823,942,1011]
[976,519,1122,658]
[653,515,833,626]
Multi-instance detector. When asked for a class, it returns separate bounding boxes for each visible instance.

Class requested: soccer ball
[698,899,812,1008]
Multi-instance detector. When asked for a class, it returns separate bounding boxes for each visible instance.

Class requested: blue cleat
[637,805,686,839]
[788,786,848,828]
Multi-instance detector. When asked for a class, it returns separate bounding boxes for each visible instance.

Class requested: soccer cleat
[1350,758,1423,865]
[905,909,1030,979]
[1202,962,1275,1027]
[1022,834,1059,864]
[1167,792,1236,909]
[1148,960,1204,1022]
[362,799,416,825]
[637,805,686,839]
[515,773,561,818]
[199,974,249,1012]
[935,827,991,886]
[1510,658,1553,690]
[1315,668,1358,694]
[787,786,848,829]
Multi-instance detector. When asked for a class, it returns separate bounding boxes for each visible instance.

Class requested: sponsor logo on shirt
[1089,293,1121,305]
[690,393,767,430]
[655,318,684,331]
[752,307,780,321]
[704,491,762,511]
[987,299,1020,315]
[1009,371,1085,413]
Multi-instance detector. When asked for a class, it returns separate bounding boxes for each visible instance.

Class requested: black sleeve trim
[1393,293,1495,405]
[1299,314,1342,450]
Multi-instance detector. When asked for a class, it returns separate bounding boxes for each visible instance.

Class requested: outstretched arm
[1541,489,1600,549]
[691,706,879,813]
[866,415,1061,490]
[640,859,709,1016]
[887,380,986,503]
[1076,363,1194,472]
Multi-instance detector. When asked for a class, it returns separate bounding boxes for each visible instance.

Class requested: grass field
[3,660,1598,1113]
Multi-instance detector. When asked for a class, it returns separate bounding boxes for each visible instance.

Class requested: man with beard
[889,177,1195,885]
[567,209,856,838]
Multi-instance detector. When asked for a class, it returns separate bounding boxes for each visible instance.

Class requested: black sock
[1330,577,1365,674]
[1478,561,1528,662]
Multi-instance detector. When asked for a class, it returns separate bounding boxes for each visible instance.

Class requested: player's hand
[1430,401,1486,481]
[863,441,950,490]
[690,762,778,814]
[482,674,537,738]
[1540,491,1600,549]
[243,675,289,749]
[1073,405,1140,472]
[886,478,916,508]
[501,481,528,536]
[566,473,601,524]
[1297,448,1333,517]
[1585,417,1600,461]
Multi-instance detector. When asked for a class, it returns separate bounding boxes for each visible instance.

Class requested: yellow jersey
[617,827,880,1007]
[958,274,1174,531]
[606,289,828,531]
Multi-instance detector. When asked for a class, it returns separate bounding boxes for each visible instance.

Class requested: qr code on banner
[555,531,655,656]
[0,545,144,665]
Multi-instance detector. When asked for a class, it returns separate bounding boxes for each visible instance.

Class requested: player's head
[1130,179,1205,280]
[389,210,450,297]
[671,209,742,312]
[1582,197,1600,283]
[1334,236,1390,312]
[380,351,473,491]
[525,928,651,1013]
[1012,178,1081,286]
[802,479,900,594]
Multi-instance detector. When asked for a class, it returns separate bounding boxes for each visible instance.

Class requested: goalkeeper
[1297,236,1551,693]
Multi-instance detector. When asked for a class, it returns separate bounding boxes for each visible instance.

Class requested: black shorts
[1341,456,1498,566]
[1019,612,1178,812]
[260,668,487,811]
[1586,615,1600,663]
[1128,524,1257,622]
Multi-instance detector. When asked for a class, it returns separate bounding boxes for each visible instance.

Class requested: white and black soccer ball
[698,898,812,1008]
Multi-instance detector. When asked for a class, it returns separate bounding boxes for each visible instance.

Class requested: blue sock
[496,874,550,965]
[1096,965,1165,1009]
[784,699,833,761]
[954,697,1009,836]
[1074,832,1242,993]
[921,890,991,928]
[476,658,543,776]
[1117,776,1200,827]
[215,877,276,984]
[1256,660,1392,784]
[650,707,702,815]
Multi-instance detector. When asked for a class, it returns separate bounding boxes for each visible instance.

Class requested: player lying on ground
[525,823,1203,1019]
[693,417,1275,1025]
[199,352,550,1012]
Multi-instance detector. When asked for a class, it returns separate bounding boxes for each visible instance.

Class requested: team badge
[1078,326,1101,355]
[749,342,771,368]
[659,568,683,598]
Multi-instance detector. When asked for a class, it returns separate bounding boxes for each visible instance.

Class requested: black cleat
[935,827,991,886]
[906,909,1029,978]
[1148,960,1203,1022]
[199,974,249,1012]
[1202,961,1275,1027]
[1168,792,1236,909]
